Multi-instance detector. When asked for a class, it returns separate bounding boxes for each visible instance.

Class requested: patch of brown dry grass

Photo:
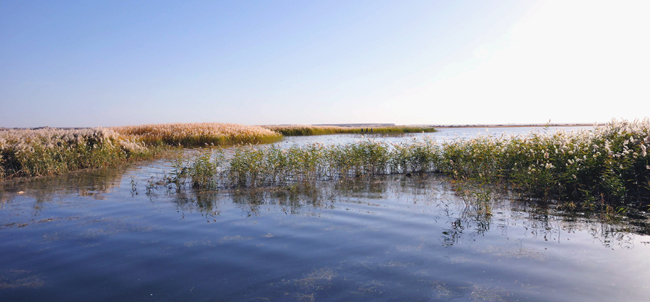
[113,122,282,147]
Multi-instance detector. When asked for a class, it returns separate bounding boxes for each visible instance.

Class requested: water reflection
[0,165,129,204]
[3,163,648,249]
[157,175,650,250]
[2,160,650,301]
[278,126,591,148]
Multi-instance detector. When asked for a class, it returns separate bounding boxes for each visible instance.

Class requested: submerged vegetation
[262,125,437,136]
[0,128,157,179]
[171,119,650,206]
[113,122,283,147]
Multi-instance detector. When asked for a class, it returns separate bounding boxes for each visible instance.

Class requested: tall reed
[0,128,154,179]
[440,119,650,203]
[113,123,283,147]
[170,139,440,189]
[173,119,650,205]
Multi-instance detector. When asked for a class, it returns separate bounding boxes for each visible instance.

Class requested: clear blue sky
[2,0,649,127]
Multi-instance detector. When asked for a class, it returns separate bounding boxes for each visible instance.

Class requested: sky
[1,0,649,127]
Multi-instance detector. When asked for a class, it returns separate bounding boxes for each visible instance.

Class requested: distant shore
[422,123,598,129]
[311,123,598,129]
[1,123,599,131]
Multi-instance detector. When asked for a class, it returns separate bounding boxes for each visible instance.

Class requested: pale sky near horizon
[1,0,649,127]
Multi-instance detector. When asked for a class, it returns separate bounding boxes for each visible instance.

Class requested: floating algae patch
[427,280,459,299]
[0,270,44,290]
[350,280,384,296]
[293,267,337,291]
[469,284,509,302]
[481,245,547,260]
[218,235,252,243]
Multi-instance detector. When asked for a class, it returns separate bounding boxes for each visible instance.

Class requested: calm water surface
[275,126,590,147]
[2,127,649,302]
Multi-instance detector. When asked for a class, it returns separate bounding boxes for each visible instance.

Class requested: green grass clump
[0,128,158,179]
[262,125,436,136]
[440,119,650,204]
[170,139,440,189]
[174,119,650,206]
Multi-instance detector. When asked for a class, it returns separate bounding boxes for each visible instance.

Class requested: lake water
[275,126,589,147]
[2,127,650,302]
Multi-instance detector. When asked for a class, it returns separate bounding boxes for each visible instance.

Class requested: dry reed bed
[173,119,650,205]
[0,128,152,179]
[113,123,283,147]
[262,125,437,136]
[0,123,282,180]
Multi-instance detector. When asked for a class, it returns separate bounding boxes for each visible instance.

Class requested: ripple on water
[1,148,650,301]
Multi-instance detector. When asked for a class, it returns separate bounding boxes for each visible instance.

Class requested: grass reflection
[154,175,650,249]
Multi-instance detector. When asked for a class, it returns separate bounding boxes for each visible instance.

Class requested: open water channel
[2,127,650,301]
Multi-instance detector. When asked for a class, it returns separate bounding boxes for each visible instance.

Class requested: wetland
[1,124,650,301]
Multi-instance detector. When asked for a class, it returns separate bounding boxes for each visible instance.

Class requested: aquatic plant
[0,128,157,179]
[113,122,283,147]
[169,138,439,190]
[0,122,280,180]
[174,119,650,206]
[262,125,437,136]
[439,119,650,204]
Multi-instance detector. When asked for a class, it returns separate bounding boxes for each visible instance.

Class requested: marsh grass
[263,125,436,136]
[172,119,650,207]
[168,138,439,190]
[439,119,650,205]
[113,122,283,147]
[0,122,280,180]
[0,128,161,180]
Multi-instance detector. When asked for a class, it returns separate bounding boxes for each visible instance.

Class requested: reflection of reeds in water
[262,125,437,136]
[160,175,650,248]
[113,123,282,147]
[175,119,650,206]
[0,165,128,204]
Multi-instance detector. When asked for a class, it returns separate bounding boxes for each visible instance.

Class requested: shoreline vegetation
[113,123,283,147]
[0,123,435,179]
[3,119,650,208]
[0,128,160,179]
[262,125,437,136]
[169,119,650,207]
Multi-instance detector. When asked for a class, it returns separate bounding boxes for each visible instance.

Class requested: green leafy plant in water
[164,119,650,209]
